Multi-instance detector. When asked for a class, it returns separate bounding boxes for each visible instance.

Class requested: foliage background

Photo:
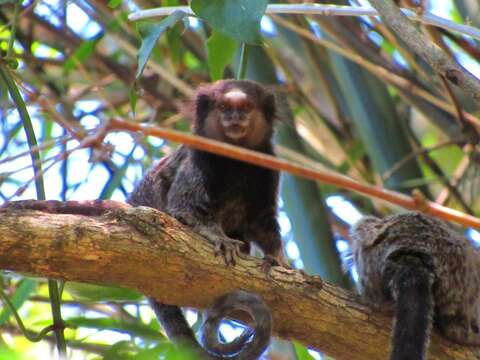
[0,0,479,359]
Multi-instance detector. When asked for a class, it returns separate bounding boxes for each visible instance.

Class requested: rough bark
[0,206,478,360]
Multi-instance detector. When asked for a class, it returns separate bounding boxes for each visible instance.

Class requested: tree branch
[127,4,480,42]
[108,119,480,229]
[367,0,480,103]
[0,205,478,359]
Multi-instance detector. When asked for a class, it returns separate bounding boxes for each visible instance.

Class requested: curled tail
[202,290,272,360]
[385,255,435,360]
[150,301,204,353]
[151,290,272,360]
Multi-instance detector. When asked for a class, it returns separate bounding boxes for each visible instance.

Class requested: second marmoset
[350,212,480,360]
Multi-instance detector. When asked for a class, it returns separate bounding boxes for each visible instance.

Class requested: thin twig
[107,32,194,97]
[436,149,472,205]
[0,289,60,342]
[0,324,106,355]
[368,0,480,103]
[127,4,480,41]
[0,0,37,33]
[408,133,473,214]
[271,16,480,130]
[382,139,464,180]
[8,125,111,200]
[440,29,480,61]
[439,75,479,142]
[0,134,72,166]
[108,118,480,228]
[3,153,68,179]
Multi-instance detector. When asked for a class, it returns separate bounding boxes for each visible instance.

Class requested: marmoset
[350,212,480,360]
[3,79,283,359]
[129,79,286,359]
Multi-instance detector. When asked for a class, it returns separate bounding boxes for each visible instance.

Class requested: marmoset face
[193,80,275,149]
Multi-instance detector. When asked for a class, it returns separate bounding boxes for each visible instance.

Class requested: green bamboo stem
[0,63,67,358]
[6,0,21,58]
[236,43,249,80]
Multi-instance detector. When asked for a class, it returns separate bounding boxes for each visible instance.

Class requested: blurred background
[0,0,479,358]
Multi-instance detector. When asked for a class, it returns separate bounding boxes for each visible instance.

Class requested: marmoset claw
[214,237,243,266]
[260,254,283,274]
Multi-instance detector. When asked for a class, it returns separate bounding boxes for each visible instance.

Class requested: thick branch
[368,0,480,103]
[0,206,478,359]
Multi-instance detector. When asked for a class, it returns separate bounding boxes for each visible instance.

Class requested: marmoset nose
[225,111,248,125]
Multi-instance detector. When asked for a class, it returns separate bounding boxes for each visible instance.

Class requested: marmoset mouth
[224,124,248,139]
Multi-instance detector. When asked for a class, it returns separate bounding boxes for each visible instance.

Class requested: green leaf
[162,0,179,5]
[328,51,425,193]
[207,30,238,81]
[134,343,172,360]
[278,123,349,286]
[102,341,198,360]
[65,282,142,302]
[4,58,19,69]
[0,279,37,325]
[135,10,187,80]
[0,70,7,103]
[66,317,161,340]
[63,37,101,74]
[129,85,138,118]
[0,0,16,4]
[108,0,122,8]
[191,0,268,44]
[167,25,182,66]
[293,342,315,360]
[103,341,139,360]
[0,345,23,360]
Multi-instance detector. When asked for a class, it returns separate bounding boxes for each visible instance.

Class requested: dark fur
[350,213,480,360]
[129,80,282,359]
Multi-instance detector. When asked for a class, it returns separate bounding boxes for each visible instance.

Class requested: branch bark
[0,206,478,359]
[367,0,480,104]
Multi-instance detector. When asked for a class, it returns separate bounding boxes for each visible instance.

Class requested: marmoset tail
[350,212,480,360]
